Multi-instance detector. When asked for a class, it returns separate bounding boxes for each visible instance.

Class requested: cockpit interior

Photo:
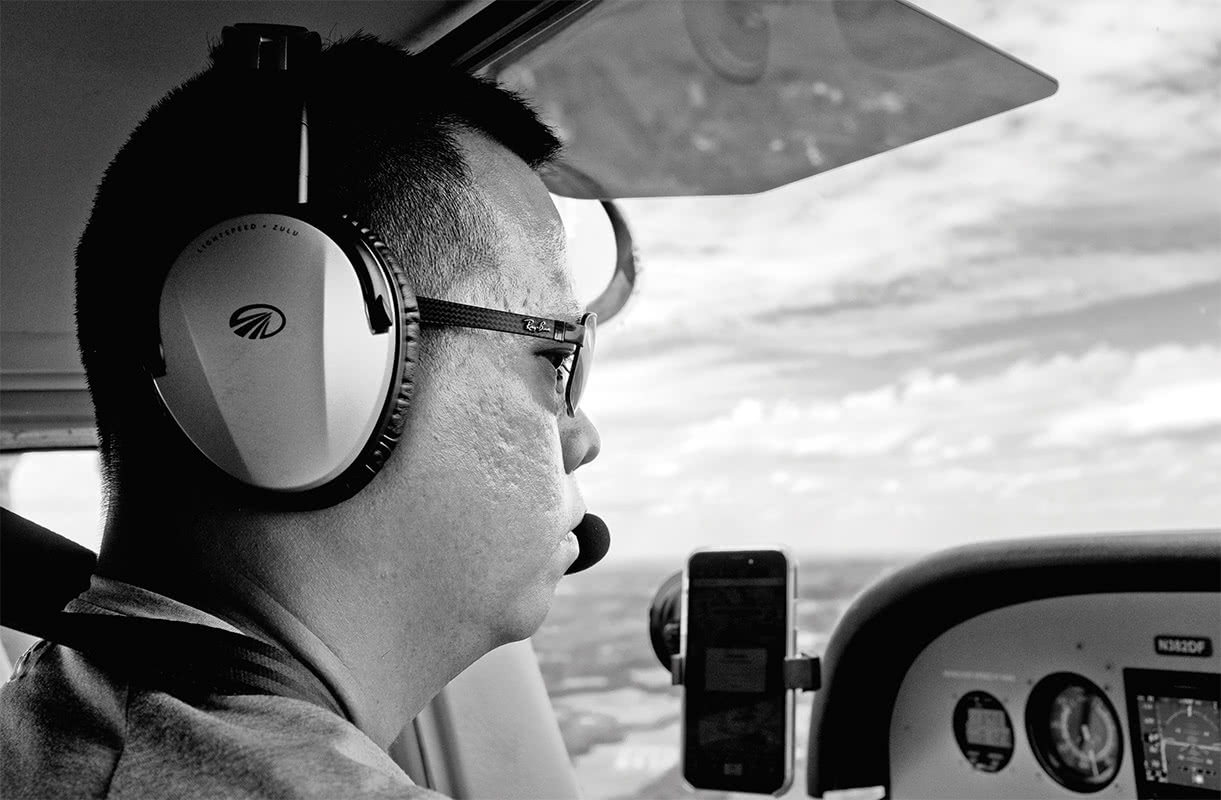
[2,2,1218,799]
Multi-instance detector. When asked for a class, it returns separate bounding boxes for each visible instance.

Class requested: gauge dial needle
[1088,748,1099,778]
[1081,723,1092,748]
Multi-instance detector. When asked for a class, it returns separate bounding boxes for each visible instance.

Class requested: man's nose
[563,408,601,473]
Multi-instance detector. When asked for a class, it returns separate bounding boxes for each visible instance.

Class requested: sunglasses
[416,296,595,417]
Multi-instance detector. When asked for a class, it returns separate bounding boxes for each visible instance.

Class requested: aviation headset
[149,24,419,509]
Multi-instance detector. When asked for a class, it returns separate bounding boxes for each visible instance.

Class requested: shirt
[0,576,449,799]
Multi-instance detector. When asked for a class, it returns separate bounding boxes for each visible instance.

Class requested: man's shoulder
[1,639,128,800]
[1,642,448,800]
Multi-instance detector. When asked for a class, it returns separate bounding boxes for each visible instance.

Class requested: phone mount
[648,569,821,691]
[668,653,820,691]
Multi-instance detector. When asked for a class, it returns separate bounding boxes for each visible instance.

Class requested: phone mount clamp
[668,653,821,691]
[649,569,821,691]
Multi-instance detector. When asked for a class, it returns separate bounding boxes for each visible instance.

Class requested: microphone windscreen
[565,513,610,574]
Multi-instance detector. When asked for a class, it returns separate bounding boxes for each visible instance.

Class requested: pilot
[0,31,601,798]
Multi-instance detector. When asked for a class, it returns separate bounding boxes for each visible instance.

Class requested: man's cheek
[478,390,562,476]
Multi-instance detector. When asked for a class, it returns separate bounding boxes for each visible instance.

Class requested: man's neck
[98,512,491,749]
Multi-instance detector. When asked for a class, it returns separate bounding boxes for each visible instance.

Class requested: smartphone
[681,546,796,795]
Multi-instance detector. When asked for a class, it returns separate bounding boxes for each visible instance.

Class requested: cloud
[680,394,915,458]
[1034,349,1221,447]
[673,344,1221,463]
[574,343,1221,557]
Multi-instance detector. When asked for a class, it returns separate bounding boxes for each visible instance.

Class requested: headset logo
[229,304,286,340]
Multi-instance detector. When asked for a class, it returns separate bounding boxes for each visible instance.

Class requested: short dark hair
[76,33,561,503]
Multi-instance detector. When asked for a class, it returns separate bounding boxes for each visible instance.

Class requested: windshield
[558,0,1220,560]
[534,0,1219,797]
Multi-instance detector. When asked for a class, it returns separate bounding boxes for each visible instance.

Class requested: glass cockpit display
[1126,669,1221,799]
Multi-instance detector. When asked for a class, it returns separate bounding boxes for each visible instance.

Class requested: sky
[567,0,1221,558]
[6,0,1219,562]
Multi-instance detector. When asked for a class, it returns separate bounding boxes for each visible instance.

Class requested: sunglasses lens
[567,312,596,414]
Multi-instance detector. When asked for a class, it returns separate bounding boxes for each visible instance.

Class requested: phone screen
[683,549,792,794]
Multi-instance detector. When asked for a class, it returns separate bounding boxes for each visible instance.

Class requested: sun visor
[486,0,1057,198]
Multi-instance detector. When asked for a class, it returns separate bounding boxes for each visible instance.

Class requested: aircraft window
[0,451,102,671]
[0,452,102,553]
[523,1,1220,796]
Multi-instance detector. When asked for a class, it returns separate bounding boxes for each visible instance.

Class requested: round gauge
[953,691,1015,772]
[1026,673,1123,792]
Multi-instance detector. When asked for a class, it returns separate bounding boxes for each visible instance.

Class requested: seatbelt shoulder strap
[40,612,348,720]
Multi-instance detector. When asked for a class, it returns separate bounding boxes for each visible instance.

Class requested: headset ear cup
[331,215,420,500]
[152,211,419,509]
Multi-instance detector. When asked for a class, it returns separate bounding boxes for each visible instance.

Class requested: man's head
[78,34,600,655]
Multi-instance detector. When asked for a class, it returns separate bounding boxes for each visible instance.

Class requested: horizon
[4,446,1216,563]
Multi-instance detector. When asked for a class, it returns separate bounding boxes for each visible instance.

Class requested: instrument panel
[889,592,1220,799]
